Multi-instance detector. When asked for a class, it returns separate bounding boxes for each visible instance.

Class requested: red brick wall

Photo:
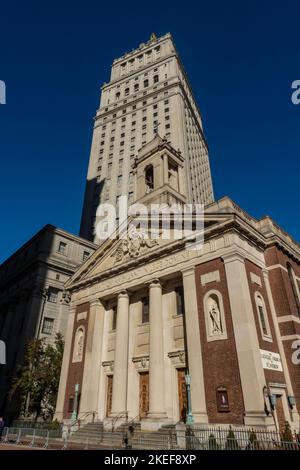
[264,246,300,413]
[195,258,245,424]
[265,246,300,318]
[244,260,285,385]
[282,339,300,411]
[63,302,90,419]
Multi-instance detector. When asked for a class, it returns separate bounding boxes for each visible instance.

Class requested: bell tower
[133,134,187,207]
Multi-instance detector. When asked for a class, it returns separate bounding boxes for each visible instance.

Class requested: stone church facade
[55,137,300,432]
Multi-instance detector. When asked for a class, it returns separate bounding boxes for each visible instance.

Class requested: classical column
[147,279,167,420]
[80,300,105,418]
[111,290,129,416]
[223,253,272,427]
[182,267,208,423]
[54,306,76,421]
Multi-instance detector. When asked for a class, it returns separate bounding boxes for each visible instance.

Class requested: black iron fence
[186,426,300,450]
[0,424,300,450]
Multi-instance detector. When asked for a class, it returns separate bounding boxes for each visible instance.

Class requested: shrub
[225,426,240,450]
[208,433,220,450]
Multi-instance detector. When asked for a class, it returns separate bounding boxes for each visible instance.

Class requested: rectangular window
[128,191,134,203]
[142,298,149,323]
[48,288,59,303]
[58,241,67,254]
[42,317,54,335]
[83,251,90,261]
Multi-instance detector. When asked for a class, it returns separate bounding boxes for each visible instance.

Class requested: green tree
[10,333,64,421]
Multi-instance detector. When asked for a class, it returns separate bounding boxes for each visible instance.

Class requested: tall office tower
[80,32,214,243]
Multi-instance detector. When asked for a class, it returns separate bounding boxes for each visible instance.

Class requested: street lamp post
[185,373,194,425]
[72,383,80,421]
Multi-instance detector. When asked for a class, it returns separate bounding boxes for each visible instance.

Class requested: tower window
[153,75,159,84]
[145,165,154,192]
[144,79,149,88]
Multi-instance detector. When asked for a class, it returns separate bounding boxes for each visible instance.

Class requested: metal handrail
[68,411,97,431]
[111,411,128,432]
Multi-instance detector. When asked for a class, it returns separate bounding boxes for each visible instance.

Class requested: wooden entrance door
[177,368,188,422]
[275,394,286,432]
[106,375,113,417]
[139,372,149,418]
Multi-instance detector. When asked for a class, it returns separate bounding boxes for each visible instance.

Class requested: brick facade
[63,302,90,419]
[195,258,245,424]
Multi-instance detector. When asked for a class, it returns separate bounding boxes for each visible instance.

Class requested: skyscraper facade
[80,32,214,243]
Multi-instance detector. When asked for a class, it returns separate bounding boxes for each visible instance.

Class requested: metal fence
[0,425,300,450]
[185,426,300,450]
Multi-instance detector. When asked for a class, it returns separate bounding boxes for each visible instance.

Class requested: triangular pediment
[66,211,237,290]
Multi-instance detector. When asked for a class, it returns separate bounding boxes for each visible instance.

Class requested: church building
[55,136,300,432]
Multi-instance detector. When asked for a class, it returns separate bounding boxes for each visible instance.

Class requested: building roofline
[0,225,96,268]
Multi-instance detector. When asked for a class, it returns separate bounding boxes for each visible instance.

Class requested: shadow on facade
[0,227,61,424]
[79,177,105,241]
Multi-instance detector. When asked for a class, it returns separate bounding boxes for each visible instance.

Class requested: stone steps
[69,421,179,449]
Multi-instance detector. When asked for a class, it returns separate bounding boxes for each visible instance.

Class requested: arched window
[203,290,227,341]
[255,293,272,341]
[287,263,300,316]
[73,326,85,362]
[153,74,159,84]
[145,165,154,193]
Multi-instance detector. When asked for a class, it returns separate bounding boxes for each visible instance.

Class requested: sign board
[260,349,283,372]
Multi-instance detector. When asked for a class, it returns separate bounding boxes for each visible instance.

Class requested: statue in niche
[207,295,223,336]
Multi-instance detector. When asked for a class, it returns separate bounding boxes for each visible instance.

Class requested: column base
[190,411,209,424]
[141,412,169,431]
[244,411,275,429]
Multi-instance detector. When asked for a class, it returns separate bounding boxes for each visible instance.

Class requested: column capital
[117,290,129,299]
[261,268,269,280]
[90,298,104,308]
[149,278,161,289]
[181,266,195,277]
[222,252,246,265]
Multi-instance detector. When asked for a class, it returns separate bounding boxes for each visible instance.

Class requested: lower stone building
[55,137,300,431]
[0,225,96,422]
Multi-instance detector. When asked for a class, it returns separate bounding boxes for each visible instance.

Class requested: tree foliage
[10,333,64,421]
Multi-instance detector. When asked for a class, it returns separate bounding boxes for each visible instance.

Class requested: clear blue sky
[0,1,299,263]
